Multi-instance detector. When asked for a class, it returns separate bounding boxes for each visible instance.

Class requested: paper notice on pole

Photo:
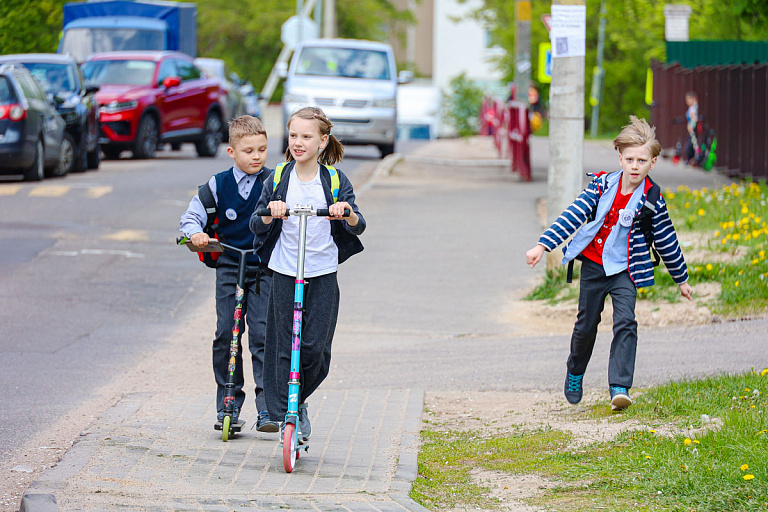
[549,5,586,58]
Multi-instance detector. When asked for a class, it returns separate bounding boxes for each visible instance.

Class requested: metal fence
[650,59,768,179]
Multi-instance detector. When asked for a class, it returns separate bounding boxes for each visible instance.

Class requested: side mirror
[398,70,414,85]
[276,62,288,79]
[84,83,100,95]
[162,76,182,89]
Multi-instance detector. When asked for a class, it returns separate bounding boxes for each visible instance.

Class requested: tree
[0,0,65,54]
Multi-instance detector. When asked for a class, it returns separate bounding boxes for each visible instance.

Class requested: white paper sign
[549,5,586,58]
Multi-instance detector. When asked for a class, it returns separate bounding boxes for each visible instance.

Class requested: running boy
[250,106,365,441]
[180,115,278,432]
[525,115,693,411]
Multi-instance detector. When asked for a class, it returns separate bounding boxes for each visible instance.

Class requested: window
[176,60,201,82]
[156,59,178,86]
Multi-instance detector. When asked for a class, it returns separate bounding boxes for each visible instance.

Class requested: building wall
[433,0,504,93]
[391,0,434,77]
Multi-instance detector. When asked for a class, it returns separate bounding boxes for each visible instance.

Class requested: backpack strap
[272,162,340,203]
[197,182,218,237]
[324,164,340,203]
[635,177,661,266]
[272,162,288,192]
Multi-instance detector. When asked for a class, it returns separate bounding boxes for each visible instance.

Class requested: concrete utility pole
[547,0,586,270]
[589,0,606,138]
[514,0,532,100]
[323,0,336,38]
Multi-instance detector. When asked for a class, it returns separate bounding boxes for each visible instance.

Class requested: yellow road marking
[85,186,113,199]
[0,185,23,196]
[102,229,148,242]
[29,185,70,197]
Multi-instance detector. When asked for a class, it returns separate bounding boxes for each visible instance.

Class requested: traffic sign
[281,15,320,50]
[542,14,552,32]
[538,42,552,84]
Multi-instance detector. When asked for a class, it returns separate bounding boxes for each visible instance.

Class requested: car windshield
[81,60,156,86]
[22,63,77,94]
[296,47,390,80]
[60,28,165,63]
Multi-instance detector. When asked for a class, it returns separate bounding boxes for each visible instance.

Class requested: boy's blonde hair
[228,115,267,148]
[613,115,661,158]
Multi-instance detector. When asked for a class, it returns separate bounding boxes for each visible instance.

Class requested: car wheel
[23,140,45,182]
[87,145,101,169]
[170,143,182,151]
[102,147,122,160]
[195,111,222,157]
[378,143,395,158]
[51,133,75,177]
[133,115,158,159]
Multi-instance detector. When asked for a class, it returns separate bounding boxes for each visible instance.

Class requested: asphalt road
[0,138,385,473]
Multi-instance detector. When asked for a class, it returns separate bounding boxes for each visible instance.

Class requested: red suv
[81,51,225,159]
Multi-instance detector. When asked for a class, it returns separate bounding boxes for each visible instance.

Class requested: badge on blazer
[225,208,237,220]
[618,208,634,227]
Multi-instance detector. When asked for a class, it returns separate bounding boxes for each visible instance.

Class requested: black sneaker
[610,386,632,411]
[256,410,279,432]
[298,403,311,442]
[564,372,584,404]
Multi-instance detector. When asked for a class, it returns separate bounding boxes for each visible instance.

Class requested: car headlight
[101,100,138,114]
[283,94,309,104]
[372,98,396,109]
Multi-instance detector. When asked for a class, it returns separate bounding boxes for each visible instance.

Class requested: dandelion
[693,440,700,444]
[745,388,751,392]
[684,438,692,446]
[744,474,755,481]
[761,250,766,259]
[761,368,768,377]
[645,455,651,459]
[736,281,740,287]
[706,263,713,271]
[648,429,657,433]
[698,208,705,216]
[741,464,749,471]
[753,259,759,265]
[742,206,749,214]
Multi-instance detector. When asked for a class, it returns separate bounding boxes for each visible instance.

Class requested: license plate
[332,125,357,137]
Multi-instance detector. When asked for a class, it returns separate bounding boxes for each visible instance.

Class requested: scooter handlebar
[255,207,350,217]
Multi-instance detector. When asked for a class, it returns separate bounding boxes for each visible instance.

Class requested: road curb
[19,493,59,512]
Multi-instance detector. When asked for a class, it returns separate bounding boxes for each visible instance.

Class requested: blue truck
[58,0,197,62]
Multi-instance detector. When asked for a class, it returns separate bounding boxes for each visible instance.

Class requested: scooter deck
[214,419,246,432]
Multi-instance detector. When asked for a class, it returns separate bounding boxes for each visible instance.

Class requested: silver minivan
[280,38,412,158]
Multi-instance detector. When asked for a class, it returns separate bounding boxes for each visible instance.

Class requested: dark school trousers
[213,251,272,413]
[264,271,339,422]
[567,258,638,389]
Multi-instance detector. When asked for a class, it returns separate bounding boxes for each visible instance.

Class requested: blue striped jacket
[538,171,689,288]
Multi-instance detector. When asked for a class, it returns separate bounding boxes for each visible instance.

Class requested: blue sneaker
[610,386,632,411]
[217,407,240,424]
[564,372,584,404]
[256,410,279,432]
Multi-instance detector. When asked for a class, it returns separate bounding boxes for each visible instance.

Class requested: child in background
[525,116,693,411]
[180,115,278,432]
[250,106,365,442]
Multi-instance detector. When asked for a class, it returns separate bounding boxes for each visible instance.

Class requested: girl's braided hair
[285,106,344,165]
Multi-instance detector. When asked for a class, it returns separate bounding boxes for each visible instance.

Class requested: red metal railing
[479,97,531,181]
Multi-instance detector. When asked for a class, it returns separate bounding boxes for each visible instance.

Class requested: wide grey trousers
[264,271,339,422]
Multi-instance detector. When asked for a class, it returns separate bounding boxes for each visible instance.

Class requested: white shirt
[268,167,338,277]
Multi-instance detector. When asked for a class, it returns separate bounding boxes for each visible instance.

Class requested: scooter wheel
[222,415,231,442]
[282,423,297,473]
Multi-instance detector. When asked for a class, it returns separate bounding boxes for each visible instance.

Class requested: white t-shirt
[269,167,339,277]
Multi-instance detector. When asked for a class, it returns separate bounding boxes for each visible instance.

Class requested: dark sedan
[0,63,65,180]
[0,53,101,173]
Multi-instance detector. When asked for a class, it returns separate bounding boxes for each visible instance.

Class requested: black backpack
[566,177,661,283]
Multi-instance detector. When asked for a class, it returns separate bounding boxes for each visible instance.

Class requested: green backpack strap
[325,165,340,203]
[273,162,340,203]
[272,162,288,192]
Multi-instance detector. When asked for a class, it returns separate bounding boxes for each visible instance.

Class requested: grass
[525,180,768,318]
[412,369,768,511]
